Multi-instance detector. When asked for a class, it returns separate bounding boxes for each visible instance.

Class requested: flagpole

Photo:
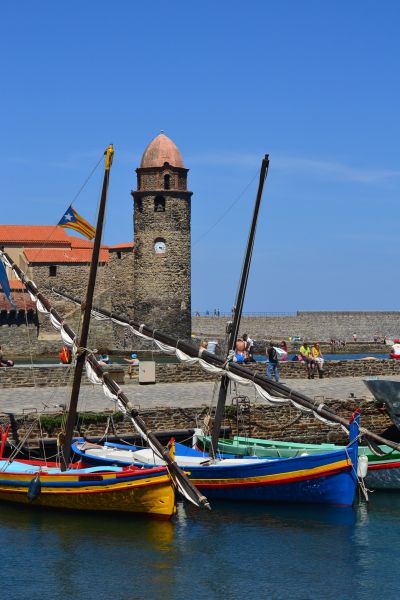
[61,145,114,470]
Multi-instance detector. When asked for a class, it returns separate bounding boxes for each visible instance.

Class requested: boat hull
[186,450,357,505]
[0,461,176,519]
[195,433,339,458]
[74,442,359,506]
[198,433,400,491]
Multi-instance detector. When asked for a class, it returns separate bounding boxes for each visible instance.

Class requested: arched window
[154,196,165,212]
[164,174,170,190]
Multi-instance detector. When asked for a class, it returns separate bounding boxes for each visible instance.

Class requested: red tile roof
[69,237,96,248]
[23,247,109,264]
[108,242,134,250]
[0,225,70,245]
[8,280,26,290]
[0,291,36,311]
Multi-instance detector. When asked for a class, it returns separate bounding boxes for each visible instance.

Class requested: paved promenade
[1,375,399,414]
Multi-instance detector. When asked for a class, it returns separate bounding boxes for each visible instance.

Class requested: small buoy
[27,474,41,502]
[357,455,368,479]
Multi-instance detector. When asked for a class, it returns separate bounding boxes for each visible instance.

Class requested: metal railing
[192,311,297,318]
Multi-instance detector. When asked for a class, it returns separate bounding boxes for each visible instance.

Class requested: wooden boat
[66,156,368,506]
[0,146,211,518]
[194,432,339,458]
[0,459,175,518]
[194,432,400,490]
[72,414,361,506]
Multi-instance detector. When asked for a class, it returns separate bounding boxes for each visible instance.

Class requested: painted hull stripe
[190,459,352,488]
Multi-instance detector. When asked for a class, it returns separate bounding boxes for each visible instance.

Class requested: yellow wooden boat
[0,459,176,519]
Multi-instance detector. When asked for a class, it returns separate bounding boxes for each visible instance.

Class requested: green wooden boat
[194,431,400,489]
[194,432,339,458]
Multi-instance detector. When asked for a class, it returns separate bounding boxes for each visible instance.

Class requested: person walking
[266,342,279,382]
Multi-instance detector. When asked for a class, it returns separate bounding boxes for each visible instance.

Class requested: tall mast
[61,144,114,469]
[209,155,270,458]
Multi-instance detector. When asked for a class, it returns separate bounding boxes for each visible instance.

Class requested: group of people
[266,340,324,382]
[234,333,255,363]
[297,342,324,379]
[330,338,346,348]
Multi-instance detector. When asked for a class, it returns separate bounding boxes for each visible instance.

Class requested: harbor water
[2,493,400,599]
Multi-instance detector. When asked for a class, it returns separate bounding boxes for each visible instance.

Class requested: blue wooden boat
[72,414,361,506]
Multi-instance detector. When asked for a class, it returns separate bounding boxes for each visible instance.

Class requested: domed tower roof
[140,132,185,168]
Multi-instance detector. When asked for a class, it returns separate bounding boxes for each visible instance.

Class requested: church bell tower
[131,132,192,340]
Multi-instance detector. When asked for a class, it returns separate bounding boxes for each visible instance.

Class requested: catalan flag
[58,205,96,240]
[0,260,16,308]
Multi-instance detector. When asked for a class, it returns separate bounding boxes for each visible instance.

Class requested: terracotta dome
[140,132,185,168]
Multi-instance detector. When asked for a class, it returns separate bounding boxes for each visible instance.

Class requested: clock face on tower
[154,240,166,254]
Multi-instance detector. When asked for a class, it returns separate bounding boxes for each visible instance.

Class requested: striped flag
[0,260,16,308]
[58,205,96,240]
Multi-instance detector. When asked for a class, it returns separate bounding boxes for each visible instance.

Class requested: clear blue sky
[1,1,399,312]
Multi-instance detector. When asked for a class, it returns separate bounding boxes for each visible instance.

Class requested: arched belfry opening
[154,196,165,212]
[164,174,171,190]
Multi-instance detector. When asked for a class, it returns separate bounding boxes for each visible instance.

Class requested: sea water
[256,353,388,362]
[1,493,400,600]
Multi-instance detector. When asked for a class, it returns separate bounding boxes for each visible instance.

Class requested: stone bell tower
[131,132,192,340]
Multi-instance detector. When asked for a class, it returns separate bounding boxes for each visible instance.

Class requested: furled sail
[51,288,400,454]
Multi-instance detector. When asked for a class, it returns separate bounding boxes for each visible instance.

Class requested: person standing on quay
[266,342,279,382]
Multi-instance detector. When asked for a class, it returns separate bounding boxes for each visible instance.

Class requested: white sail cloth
[0,250,343,433]
[94,312,343,427]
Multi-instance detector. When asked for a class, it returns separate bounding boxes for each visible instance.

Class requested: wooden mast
[209,155,270,458]
[61,144,114,470]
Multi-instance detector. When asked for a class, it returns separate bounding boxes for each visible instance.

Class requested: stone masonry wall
[7,398,393,448]
[29,249,135,352]
[2,359,400,389]
[132,163,192,343]
[193,312,400,342]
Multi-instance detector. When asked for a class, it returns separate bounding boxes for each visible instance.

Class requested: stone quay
[0,364,398,451]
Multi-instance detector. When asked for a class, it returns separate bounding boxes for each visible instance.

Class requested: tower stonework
[131,133,192,340]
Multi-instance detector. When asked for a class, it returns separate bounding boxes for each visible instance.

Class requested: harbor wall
[2,359,400,388]
[1,311,398,359]
[7,398,393,448]
[192,312,400,342]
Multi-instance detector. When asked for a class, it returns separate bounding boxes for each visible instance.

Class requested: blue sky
[1,1,399,312]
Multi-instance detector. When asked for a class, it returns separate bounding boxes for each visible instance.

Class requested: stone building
[131,132,192,340]
[0,132,193,354]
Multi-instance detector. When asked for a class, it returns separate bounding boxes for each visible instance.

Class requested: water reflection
[1,496,400,599]
[181,499,358,529]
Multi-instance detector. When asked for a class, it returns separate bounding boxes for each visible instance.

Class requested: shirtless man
[235,338,247,363]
